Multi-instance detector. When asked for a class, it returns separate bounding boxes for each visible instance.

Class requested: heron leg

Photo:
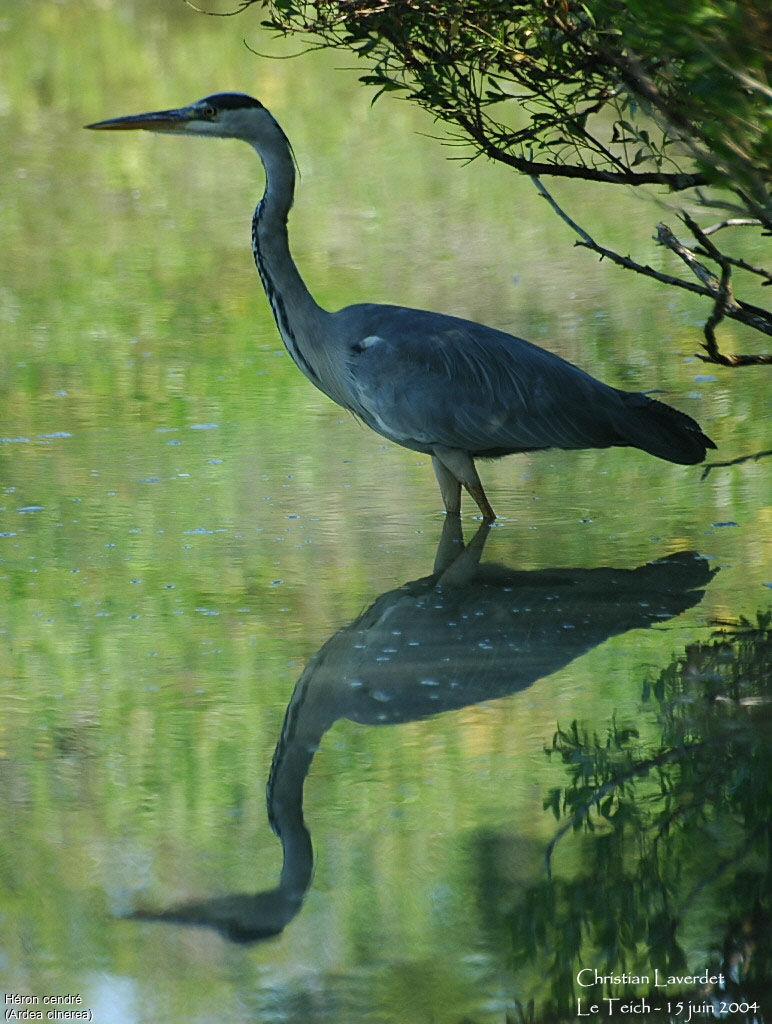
[432,448,496,522]
[432,455,462,517]
[433,514,464,574]
[435,519,492,585]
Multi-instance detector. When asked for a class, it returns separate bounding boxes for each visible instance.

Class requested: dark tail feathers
[614,392,717,465]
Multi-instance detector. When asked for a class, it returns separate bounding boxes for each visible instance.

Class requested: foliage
[486,614,772,1020]
[251,1,769,197]
[243,0,771,362]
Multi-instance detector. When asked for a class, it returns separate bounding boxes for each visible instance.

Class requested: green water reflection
[1,3,770,1023]
[126,523,714,942]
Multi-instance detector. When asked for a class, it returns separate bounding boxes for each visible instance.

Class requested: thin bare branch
[656,222,772,362]
[680,211,771,285]
[701,260,733,364]
[656,222,723,293]
[700,448,772,480]
[693,248,772,286]
[530,181,772,359]
[530,176,594,245]
[701,217,763,236]
[694,341,772,363]
[531,180,712,294]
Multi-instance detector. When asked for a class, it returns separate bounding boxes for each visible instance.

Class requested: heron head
[86,92,266,140]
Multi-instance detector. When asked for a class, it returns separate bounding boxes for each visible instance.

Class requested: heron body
[88,92,716,520]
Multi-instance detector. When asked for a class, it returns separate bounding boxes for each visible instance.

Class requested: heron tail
[615,392,717,465]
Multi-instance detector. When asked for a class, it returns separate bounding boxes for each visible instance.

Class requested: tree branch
[531,178,707,290]
[657,222,772,363]
[679,212,772,285]
[456,113,706,189]
[249,1,771,357]
[655,222,725,292]
[700,448,772,480]
[701,217,764,236]
[693,248,772,286]
[532,179,770,337]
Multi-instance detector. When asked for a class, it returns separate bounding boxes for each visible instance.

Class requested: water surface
[1,4,770,1022]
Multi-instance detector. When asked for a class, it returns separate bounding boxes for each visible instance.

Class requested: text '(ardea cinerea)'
[87,92,716,521]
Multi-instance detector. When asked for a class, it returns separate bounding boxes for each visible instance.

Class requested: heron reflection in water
[88,93,715,520]
[127,522,715,942]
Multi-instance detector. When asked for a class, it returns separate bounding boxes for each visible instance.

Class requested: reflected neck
[266,675,328,902]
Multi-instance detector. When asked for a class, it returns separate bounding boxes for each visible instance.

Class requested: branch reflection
[130,520,714,943]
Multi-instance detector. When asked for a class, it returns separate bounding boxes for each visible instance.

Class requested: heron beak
[85,107,193,132]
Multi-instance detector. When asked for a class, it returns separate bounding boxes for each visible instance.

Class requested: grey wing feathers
[339,304,624,456]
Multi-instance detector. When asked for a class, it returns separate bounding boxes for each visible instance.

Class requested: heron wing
[338,304,623,455]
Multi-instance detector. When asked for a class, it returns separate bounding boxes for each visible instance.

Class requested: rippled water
[1,5,770,1023]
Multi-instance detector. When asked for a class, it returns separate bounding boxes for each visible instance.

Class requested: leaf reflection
[479,615,772,1023]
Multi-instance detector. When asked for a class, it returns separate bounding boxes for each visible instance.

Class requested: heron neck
[250,129,328,388]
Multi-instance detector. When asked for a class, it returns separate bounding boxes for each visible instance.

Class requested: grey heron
[87,92,716,521]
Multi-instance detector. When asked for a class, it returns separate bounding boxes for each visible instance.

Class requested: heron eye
[202,105,217,119]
